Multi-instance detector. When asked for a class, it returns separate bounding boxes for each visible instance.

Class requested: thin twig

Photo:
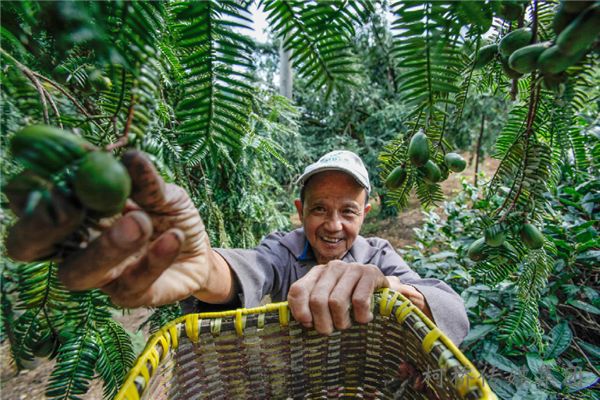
[499,74,541,221]
[41,87,63,128]
[1,48,51,123]
[473,113,485,187]
[23,68,49,123]
[32,71,92,118]
[568,323,600,377]
[105,94,135,151]
[113,67,127,119]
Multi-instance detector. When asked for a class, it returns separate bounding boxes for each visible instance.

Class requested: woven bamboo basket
[115,289,496,399]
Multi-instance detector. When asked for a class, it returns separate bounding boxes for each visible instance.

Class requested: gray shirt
[185,228,469,345]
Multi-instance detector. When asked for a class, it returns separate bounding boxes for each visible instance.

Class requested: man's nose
[324,212,343,231]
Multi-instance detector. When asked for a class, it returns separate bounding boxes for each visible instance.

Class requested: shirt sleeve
[213,232,290,308]
[372,240,470,346]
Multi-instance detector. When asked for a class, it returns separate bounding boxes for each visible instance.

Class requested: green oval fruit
[538,45,586,74]
[474,44,498,69]
[484,226,506,247]
[385,166,407,189]
[508,42,552,74]
[498,28,533,58]
[444,152,467,172]
[408,131,430,167]
[11,125,91,176]
[501,56,524,79]
[468,238,488,261]
[498,1,524,21]
[73,152,131,214]
[557,3,600,56]
[553,4,579,35]
[420,160,442,184]
[520,223,544,249]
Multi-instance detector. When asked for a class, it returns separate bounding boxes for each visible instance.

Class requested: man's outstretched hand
[6,150,234,308]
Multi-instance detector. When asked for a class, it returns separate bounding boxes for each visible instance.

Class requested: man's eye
[343,209,358,215]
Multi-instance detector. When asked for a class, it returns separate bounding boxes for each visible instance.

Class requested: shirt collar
[279,228,378,264]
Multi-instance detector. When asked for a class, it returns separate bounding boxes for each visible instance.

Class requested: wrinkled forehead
[303,171,368,204]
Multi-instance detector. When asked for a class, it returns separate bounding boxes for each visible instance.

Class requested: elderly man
[6,150,468,344]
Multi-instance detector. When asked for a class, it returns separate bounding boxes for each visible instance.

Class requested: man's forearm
[191,250,238,304]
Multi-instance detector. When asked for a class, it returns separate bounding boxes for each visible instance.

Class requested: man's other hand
[287,260,389,335]
[287,260,432,335]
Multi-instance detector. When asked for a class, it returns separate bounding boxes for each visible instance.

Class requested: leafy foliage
[402,173,600,398]
[263,0,372,95]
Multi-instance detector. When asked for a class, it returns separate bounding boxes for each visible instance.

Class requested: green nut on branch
[498,28,533,59]
[419,160,442,184]
[520,223,545,249]
[73,152,131,215]
[10,125,91,176]
[408,131,430,167]
[385,166,407,190]
[468,238,489,261]
[444,153,467,173]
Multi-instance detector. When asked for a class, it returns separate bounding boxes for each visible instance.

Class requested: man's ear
[364,203,372,215]
[294,199,303,220]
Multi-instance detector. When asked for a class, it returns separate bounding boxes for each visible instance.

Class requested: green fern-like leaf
[378,135,413,209]
[138,304,182,334]
[172,0,254,166]
[390,1,464,109]
[415,179,444,208]
[499,298,543,350]
[517,250,552,305]
[263,0,361,93]
[95,320,135,399]
[46,331,100,400]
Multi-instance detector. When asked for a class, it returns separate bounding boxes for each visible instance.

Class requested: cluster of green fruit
[7,125,131,218]
[467,222,545,261]
[385,131,467,189]
[474,1,599,89]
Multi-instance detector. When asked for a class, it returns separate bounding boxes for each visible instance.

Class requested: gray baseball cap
[296,150,371,193]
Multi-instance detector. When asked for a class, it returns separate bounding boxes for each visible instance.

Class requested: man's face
[295,171,371,264]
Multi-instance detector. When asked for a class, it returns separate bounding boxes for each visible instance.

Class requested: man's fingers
[6,191,85,261]
[102,229,183,302]
[287,266,324,329]
[121,151,167,212]
[328,268,363,330]
[308,266,344,335]
[352,267,389,324]
[58,211,153,290]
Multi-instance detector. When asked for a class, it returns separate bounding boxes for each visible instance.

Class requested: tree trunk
[279,40,293,99]
[473,114,485,187]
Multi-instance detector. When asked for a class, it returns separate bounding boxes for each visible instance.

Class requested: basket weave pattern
[116,289,495,399]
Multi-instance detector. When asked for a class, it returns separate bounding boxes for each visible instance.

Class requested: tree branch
[105,95,135,151]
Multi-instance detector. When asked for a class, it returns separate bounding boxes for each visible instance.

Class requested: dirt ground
[0,155,498,399]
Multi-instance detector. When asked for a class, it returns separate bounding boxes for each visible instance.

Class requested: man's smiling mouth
[321,236,343,244]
